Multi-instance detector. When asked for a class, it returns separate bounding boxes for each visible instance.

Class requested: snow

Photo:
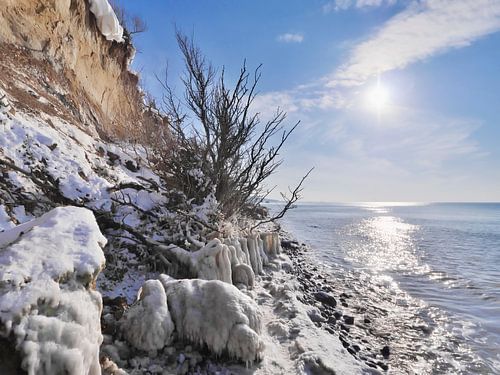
[89,0,124,43]
[0,206,107,375]
[159,276,264,363]
[120,280,174,352]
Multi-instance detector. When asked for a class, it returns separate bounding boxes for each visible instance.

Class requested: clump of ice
[0,206,107,375]
[89,0,124,42]
[159,276,264,363]
[121,280,174,352]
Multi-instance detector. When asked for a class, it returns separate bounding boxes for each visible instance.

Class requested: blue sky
[117,0,500,202]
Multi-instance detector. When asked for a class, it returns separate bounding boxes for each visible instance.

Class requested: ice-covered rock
[121,280,174,352]
[159,276,264,363]
[0,206,106,375]
[232,263,255,288]
[89,0,124,42]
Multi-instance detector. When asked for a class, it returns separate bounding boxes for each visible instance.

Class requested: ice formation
[120,280,174,352]
[0,206,107,375]
[232,263,255,288]
[159,276,264,362]
[89,0,124,42]
[167,232,281,288]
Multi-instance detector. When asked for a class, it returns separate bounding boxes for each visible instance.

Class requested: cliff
[0,0,142,137]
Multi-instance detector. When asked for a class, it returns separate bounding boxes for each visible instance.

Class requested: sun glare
[367,83,390,113]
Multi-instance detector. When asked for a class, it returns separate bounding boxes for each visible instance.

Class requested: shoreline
[279,229,391,373]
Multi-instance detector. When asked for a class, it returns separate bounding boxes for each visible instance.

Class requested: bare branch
[251,168,314,230]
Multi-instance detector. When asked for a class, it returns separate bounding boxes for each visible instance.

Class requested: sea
[278,202,500,374]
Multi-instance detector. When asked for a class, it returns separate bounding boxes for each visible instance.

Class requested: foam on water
[278,202,500,374]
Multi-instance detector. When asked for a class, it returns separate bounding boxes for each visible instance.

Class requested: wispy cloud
[323,0,398,13]
[332,0,500,86]
[277,33,304,43]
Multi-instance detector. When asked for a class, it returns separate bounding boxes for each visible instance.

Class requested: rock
[340,324,350,332]
[381,345,390,358]
[314,291,337,307]
[378,361,389,371]
[125,160,139,172]
[307,308,325,323]
[334,311,343,319]
[344,316,355,325]
[107,150,120,164]
[281,240,299,249]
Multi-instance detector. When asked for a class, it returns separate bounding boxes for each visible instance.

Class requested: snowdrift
[0,207,106,375]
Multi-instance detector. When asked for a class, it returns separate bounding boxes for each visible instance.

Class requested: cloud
[277,33,304,43]
[332,0,500,86]
[268,109,486,201]
[323,0,397,13]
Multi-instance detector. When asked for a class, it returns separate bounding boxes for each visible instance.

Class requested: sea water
[279,202,500,374]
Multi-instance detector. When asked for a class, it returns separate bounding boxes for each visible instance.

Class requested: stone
[314,291,337,308]
[381,345,390,358]
[344,316,355,325]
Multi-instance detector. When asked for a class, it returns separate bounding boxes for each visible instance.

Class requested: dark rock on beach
[314,291,337,307]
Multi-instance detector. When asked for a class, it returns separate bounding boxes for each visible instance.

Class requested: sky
[116,0,500,202]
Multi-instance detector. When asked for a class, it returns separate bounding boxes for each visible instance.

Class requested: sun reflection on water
[346,216,429,275]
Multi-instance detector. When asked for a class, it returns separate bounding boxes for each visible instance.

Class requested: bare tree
[153,32,310,220]
[109,0,147,37]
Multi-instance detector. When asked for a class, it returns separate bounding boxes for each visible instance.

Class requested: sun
[366,82,390,114]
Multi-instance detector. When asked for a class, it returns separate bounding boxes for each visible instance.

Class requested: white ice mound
[0,206,107,375]
[121,280,174,352]
[89,0,124,42]
[159,276,264,363]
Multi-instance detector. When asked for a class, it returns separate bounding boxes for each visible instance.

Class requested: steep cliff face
[0,0,141,137]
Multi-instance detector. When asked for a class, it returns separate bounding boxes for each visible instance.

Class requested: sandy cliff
[0,0,142,137]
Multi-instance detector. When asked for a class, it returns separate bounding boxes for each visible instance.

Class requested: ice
[159,276,264,363]
[121,280,174,352]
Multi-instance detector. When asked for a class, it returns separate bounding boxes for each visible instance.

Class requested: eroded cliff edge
[0,0,141,137]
